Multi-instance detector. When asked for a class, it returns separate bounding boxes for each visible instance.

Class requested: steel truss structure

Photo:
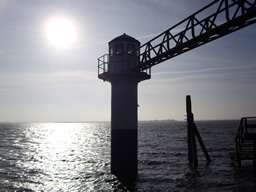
[133,0,256,72]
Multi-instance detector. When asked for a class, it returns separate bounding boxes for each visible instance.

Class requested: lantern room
[108,33,140,74]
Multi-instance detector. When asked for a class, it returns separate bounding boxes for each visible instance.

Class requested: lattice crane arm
[133,0,256,72]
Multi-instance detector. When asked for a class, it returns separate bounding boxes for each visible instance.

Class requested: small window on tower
[115,44,124,55]
[127,44,135,55]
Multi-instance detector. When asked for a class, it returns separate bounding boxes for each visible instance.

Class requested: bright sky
[0,0,255,122]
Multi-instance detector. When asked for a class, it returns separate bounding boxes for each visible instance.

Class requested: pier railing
[235,117,256,166]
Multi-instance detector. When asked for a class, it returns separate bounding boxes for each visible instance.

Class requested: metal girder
[133,0,256,72]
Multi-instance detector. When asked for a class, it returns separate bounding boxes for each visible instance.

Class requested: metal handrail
[235,117,256,157]
[235,118,245,156]
[97,54,109,76]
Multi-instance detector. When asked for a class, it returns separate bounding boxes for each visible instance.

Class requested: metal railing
[97,54,109,76]
[98,54,151,77]
[235,117,256,161]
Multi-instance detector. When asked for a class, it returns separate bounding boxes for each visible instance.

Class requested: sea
[0,120,256,191]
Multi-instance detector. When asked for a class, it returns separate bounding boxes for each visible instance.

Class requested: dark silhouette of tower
[98,34,150,179]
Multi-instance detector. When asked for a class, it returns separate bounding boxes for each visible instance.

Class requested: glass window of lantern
[127,43,135,55]
[115,43,123,55]
[109,46,114,56]
[136,49,140,57]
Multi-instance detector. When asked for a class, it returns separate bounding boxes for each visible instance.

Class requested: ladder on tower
[234,117,256,168]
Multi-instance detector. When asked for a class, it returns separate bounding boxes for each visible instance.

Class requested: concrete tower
[98,34,150,179]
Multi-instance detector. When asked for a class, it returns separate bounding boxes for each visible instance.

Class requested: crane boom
[133,0,256,72]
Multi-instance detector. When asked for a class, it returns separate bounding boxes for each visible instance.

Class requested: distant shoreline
[0,119,242,124]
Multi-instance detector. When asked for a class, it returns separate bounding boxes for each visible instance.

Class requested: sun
[46,17,77,48]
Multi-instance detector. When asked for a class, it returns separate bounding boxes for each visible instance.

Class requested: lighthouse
[98,34,150,179]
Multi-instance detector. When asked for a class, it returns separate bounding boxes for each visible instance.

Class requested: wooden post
[187,123,193,163]
[186,95,198,166]
[186,95,211,166]
[193,124,211,162]
[253,140,256,172]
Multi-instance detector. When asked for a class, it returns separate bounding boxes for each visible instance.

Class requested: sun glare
[46,17,77,48]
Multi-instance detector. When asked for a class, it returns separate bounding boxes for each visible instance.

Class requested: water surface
[0,121,256,191]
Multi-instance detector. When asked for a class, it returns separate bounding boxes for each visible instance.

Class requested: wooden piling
[186,95,211,166]
[253,140,256,172]
[186,95,198,166]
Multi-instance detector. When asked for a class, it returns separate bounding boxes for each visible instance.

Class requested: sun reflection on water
[16,122,112,191]
[43,123,80,156]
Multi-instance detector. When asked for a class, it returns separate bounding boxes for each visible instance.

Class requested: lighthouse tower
[98,34,150,179]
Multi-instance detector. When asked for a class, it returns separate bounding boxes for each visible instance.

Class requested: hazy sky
[0,0,255,122]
